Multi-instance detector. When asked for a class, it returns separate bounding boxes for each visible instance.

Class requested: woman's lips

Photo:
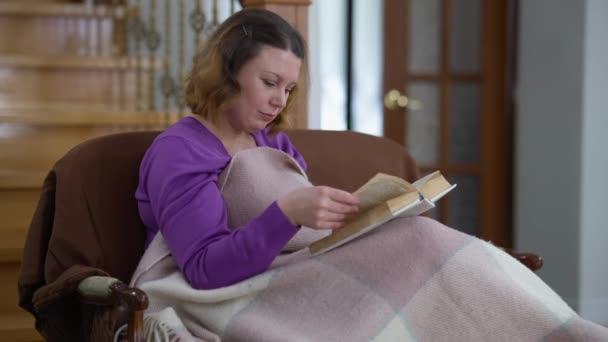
[259,112,276,121]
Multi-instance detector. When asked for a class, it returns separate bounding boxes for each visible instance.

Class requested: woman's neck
[191,115,255,156]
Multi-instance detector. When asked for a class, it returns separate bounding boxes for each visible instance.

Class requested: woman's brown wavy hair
[184,8,307,133]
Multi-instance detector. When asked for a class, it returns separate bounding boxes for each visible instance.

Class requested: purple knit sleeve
[140,136,299,289]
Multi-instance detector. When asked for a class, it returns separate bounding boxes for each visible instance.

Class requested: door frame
[382,0,516,247]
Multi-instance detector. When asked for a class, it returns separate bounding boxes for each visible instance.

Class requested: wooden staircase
[0,0,162,339]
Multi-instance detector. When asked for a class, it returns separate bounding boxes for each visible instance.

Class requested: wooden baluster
[177,0,186,116]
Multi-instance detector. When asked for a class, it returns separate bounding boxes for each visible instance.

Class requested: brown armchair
[18,129,542,342]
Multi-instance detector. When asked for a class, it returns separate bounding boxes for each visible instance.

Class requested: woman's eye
[285,88,293,94]
[263,80,276,87]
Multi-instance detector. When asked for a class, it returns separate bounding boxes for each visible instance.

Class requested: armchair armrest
[78,276,148,342]
[501,248,544,271]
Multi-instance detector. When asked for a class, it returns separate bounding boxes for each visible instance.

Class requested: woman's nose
[270,90,287,108]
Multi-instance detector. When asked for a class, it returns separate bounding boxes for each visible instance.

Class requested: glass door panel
[406,82,440,165]
[449,82,480,163]
[408,0,441,73]
[449,0,482,73]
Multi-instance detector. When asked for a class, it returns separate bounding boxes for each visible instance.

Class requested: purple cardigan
[135,117,306,289]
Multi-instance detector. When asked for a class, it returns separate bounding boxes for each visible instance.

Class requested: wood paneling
[0,122,165,189]
[0,193,39,340]
[0,262,27,314]
[0,125,111,170]
[0,2,128,17]
[0,55,161,110]
[0,108,166,125]
[0,190,38,237]
[0,4,145,335]
[0,15,115,56]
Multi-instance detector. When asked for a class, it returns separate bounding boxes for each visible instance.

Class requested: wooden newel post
[242,0,312,129]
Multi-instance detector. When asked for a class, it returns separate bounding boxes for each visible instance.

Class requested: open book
[309,171,456,255]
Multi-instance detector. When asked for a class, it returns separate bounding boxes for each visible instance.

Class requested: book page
[385,191,421,214]
[355,173,418,212]
[310,173,419,255]
[309,204,393,255]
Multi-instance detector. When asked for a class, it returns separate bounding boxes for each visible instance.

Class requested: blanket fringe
[114,314,180,342]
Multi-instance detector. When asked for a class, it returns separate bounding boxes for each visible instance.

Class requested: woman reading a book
[131,8,608,341]
[135,8,358,290]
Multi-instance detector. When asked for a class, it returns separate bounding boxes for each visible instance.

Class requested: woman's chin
[245,123,267,133]
[254,120,273,130]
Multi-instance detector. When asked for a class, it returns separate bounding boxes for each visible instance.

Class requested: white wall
[516,0,608,324]
[579,0,608,323]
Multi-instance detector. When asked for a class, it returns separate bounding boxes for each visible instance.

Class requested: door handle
[383,89,421,110]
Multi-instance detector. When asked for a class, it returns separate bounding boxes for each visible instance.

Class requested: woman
[133,8,608,342]
[136,8,358,290]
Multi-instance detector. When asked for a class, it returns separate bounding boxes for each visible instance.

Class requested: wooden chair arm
[501,248,544,271]
[78,276,148,342]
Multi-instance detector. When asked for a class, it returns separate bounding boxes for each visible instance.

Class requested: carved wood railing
[121,0,310,128]
[47,0,311,128]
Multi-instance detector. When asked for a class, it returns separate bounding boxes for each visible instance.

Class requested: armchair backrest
[287,129,420,191]
[19,129,420,298]
[20,131,160,289]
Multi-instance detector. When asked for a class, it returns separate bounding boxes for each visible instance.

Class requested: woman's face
[224,45,302,133]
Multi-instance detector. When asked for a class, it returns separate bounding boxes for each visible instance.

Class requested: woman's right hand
[277,186,360,230]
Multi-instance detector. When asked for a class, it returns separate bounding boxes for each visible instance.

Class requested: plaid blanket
[130,148,608,341]
[131,217,608,341]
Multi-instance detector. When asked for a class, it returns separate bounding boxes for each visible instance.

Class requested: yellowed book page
[309,173,422,255]
[386,191,420,214]
[417,171,453,200]
[355,173,418,212]
[309,204,392,255]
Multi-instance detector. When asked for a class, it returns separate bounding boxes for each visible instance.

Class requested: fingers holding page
[325,187,359,214]
[277,186,360,230]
